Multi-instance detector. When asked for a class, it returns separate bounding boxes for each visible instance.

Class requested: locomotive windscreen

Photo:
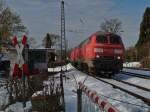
[96,35,107,43]
[96,34,122,44]
[109,35,122,44]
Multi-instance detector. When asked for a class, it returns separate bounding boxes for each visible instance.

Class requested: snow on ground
[123,62,141,68]
[0,80,9,110]
[0,64,150,112]
[48,63,73,72]
[0,53,10,61]
[5,101,32,112]
[100,78,150,99]
[0,79,31,112]
[114,73,150,89]
[63,64,150,112]
[123,61,150,76]
[123,68,150,76]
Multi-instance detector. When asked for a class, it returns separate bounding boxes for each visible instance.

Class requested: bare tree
[28,37,37,48]
[0,0,27,52]
[42,33,60,48]
[100,18,123,34]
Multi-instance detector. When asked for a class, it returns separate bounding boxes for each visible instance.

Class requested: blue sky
[5,0,150,48]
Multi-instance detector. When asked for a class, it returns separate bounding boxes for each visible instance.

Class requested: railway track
[96,77,150,106]
[121,71,150,80]
[124,67,150,71]
[113,78,150,92]
[75,66,150,106]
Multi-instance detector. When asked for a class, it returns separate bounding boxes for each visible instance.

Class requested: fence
[78,82,119,112]
[82,92,99,112]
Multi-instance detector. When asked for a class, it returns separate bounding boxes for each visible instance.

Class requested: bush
[125,47,138,62]
[140,57,150,69]
[27,74,48,97]
[31,94,62,112]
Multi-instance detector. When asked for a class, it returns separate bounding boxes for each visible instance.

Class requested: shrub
[140,57,150,69]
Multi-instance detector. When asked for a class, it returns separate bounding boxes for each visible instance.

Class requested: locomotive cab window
[96,35,107,43]
[109,35,121,44]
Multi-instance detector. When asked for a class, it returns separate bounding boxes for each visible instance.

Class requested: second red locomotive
[70,31,125,77]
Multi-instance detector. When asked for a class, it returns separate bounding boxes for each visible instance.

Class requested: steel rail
[96,77,150,106]
[113,78,150,92]
[73,65,150,105]
[121,71,150,80]
[124,67,150,71]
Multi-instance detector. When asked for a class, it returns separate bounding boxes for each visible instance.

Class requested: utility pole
[60,0,66,111]
[23,44,29,108]
[61,0,66,66]
[61,0,67,71]
[77,89,82,112]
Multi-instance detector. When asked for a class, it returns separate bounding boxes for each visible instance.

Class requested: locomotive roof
[76,31,121,48]
[92,31,119,36]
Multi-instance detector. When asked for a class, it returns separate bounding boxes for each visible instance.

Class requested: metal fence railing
[78,82,120,112]
[82,92,99,112]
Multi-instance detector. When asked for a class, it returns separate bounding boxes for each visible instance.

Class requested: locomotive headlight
[94,48,103,53]
[114,49,123,54]
[117,56,121,59]
[96,55,100,58]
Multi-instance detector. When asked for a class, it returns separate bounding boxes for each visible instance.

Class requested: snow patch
[63,66,150,112]
[123,62,141,68]
[48,63,75,72]
[5,101,32,112]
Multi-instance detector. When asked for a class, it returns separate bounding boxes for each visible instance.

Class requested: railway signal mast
[60,0,66,111]
[60,0,67,69]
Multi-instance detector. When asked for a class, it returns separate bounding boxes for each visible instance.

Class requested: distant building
[28,48,56,72]
[0,53,10,77]
[8,47,56,74]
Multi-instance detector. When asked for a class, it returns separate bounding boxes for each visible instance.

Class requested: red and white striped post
[12,35,29,108]
[78,82,120,112]
[12,35,29,79]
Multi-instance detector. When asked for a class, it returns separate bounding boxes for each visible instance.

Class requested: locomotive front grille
[101,56,114,60]
[93,56,122,71]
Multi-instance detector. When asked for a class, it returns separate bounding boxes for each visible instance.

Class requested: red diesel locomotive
[70,31,125,77]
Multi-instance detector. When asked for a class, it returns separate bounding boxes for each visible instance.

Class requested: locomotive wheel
[73,62,78,67]
[88,67,96,76]
[108,74,112,78]
[83,63,89,73]
[108,72,115,78]
[80,63,84,71]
